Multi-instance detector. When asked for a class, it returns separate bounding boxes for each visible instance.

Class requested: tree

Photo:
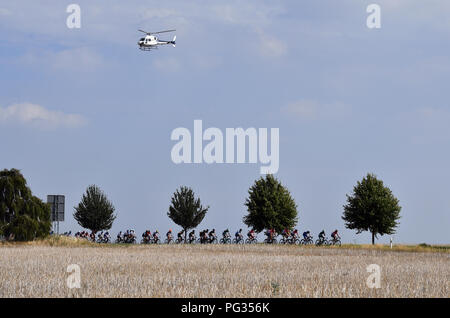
[0,169,51,241]
[167,186,209,242]
[243,174,298,233]
[342,173,401,245]
[73,185,116,233]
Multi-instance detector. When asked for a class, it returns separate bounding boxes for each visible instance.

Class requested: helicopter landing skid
[139,46,157,51]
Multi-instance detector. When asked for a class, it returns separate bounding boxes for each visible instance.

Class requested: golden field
[0,238,448,298]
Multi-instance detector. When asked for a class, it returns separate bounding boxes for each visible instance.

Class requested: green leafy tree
[342,173,401,244]
[167,186,209,242]
[243,174,298,233]
[73,185,116,233]
[0,169,51,241]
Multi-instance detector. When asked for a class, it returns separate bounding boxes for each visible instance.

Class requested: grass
[339,243,450,253]
[0,240,448,297]
[6,236,448,253]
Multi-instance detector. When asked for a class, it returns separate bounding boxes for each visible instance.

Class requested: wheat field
[0,242,448,298]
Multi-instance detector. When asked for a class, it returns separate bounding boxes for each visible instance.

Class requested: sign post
[47,195,65,234]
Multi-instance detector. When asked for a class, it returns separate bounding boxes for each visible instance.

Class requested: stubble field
[0,242,448,298]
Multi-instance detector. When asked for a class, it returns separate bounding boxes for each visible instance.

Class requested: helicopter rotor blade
[138,29,150,34]
[152,29,176,34]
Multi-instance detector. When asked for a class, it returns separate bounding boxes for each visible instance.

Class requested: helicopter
[137,29,176,51]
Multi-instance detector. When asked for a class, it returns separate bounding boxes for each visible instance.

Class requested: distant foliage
[0,169,51,241]
[243,174,298,233]
[73,185,116,233]
[342,173,401,244]
[167,186,209,241]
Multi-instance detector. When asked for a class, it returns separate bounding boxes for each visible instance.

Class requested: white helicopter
[138,29,176,51]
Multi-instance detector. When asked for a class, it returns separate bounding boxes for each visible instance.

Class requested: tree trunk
[184,228,187,243]
[371,231,375,245]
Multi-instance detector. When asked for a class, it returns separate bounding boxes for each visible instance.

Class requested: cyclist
[201,229,209,244]
[331,229,340,241]
[209,229,216,243]
[188,230,196,243]
[303,230,311,241]
[264,229,274,242]
[222,229,230,240]
[318,230,326,242]
[166,229,173,242]
[235,229,243,242]
[247,229,256,241]
[144,230,151,242]
[282,228,290,240]
[291,229,299,242]
[129,229,136,242]
[153,230,160,243]
[177,230,184,242]
[270,228,276,241]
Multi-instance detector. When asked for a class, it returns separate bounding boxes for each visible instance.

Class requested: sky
[1,0,449,244]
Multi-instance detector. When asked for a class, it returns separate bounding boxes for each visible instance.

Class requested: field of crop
[0,240,448,298]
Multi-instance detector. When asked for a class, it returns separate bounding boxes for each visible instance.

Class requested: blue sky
[1,0,449,244]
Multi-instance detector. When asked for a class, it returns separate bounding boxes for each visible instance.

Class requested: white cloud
[283,100,319,119]
[256,30,287,58]
[0,7,11,16]
[17,47,105,72]
[140,8,178,20]
[405,107,450,144]
[50,47,104,71]
[282,100,350,120]
[211,3,287,58]
[153,57,181,72]
[0,103,87,129]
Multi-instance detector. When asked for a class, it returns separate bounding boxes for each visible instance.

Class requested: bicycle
[300,236,314,245]
[232,236,244,244]
[164,237,174,244]
[264,237,278,244]
[328,237,341,246]
[315,237,329,246]
[220,236,232,244]
[245,237,258,244]
[141,236,152,244]
[280,235,296,244]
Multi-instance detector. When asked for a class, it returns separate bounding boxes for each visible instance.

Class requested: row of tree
[0,169,401,244]
[167,174,401,245]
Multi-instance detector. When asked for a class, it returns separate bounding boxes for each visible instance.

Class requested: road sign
[47,195,65,222]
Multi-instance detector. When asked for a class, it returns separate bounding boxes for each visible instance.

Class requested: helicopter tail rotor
[172,35,176,47]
